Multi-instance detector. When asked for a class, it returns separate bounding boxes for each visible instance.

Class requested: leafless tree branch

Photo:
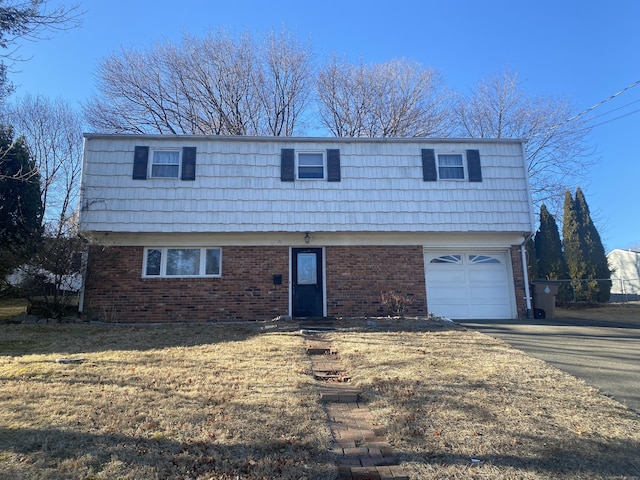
[453,69,595,213]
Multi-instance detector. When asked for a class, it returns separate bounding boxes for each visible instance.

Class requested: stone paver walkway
[302,324,409,480]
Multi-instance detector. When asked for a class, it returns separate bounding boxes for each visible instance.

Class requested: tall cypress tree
[562,190,584,301]
[535,203,569,301]
[0,126,43,280]
[535,204,568,280]
[563,188,611,302]
[573,188,611,302]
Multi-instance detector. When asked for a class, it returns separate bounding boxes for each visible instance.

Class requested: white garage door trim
[424,250,515,320]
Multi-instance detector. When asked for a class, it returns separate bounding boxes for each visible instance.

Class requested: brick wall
[84,244,523,322]
[325,246,427,317]
[83,245,290,322]
[510,245,529,318]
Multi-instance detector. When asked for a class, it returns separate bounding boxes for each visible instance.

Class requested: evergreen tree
[573,187,611,302]
[535,203,569,301]
[562,188,611,302]
[535,204,568,280]
[0,126,43,281]
[562,190,584,300]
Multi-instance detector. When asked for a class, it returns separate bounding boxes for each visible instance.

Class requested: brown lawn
[0,301,639,479]
[330,320,640,479]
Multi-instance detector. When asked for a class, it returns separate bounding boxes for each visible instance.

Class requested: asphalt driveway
[458,317,640,413]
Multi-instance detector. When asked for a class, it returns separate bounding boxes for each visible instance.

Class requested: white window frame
[437,153,466,180]
[142,247,222,278]
[150,149,182,178]
[296,151,326,180]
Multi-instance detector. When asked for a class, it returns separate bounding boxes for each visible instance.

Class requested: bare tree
[8,94,83,235]
[85,28,314,136]
[0,1,82,101]
[316,57,453,137]
[255,28,313,136]
[454,70,594,211]
[85,46,183,134]
[0,1,82,184]
[181,31,262,135]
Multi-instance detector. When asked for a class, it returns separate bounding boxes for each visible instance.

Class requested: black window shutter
[327,149,341,182]
[467,149,482,182]
[132,146,149,180]
[281,148,295,182]
[181,146,197,181]
[421,149,437,181]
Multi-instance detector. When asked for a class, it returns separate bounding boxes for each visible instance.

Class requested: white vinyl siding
[80,137,533,235]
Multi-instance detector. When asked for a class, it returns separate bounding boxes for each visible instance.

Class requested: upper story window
[133,146,197,181]
[437,154,465,180]
[281,148,340,182]
[151,150,181,178]
[297,152,325,179]
[421,149,482,183]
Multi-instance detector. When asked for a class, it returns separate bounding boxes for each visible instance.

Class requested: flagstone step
[318,384,361,403]
[314,371,351,382]
[304,338,336,355]
[311,362,347,376]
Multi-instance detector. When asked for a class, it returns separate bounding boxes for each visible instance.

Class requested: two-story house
[78,135,535,322]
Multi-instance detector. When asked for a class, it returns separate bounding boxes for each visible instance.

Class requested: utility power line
[582,98,640,122]
[588,108,640,129]
[566,79,640,123]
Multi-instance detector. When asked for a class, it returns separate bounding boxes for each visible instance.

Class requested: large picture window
[143,247,221,277]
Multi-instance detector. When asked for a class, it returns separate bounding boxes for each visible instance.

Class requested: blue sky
[12,0,640,250]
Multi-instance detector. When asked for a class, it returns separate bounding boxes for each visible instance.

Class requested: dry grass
[0,297,27,322]
[555,301,640,324]
[1,318,639,479]
[330,324,640,479]
[0,323,334,479]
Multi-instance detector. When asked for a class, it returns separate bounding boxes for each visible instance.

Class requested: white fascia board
[84,231,527,248]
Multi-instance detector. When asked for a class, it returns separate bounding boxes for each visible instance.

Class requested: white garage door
[424,251,514,319]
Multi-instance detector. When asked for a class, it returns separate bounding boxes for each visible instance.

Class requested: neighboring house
[607,249,640,301]
[78,135,535,322]
[6,264,82,292]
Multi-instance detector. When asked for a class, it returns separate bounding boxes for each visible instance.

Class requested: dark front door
[292,248,324,317]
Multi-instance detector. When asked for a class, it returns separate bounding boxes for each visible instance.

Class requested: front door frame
[290,247,326,318]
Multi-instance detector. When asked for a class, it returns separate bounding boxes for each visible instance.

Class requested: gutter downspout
[519,139,535,319]
[77,233,90,315]
[521,235,533,318]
